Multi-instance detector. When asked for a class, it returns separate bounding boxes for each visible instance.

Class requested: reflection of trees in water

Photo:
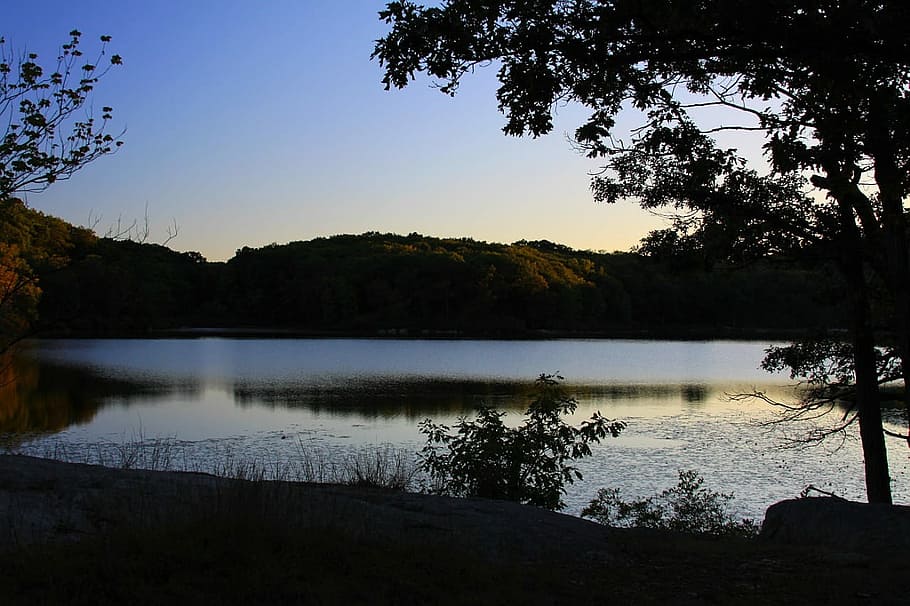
[680,384,708,403]
[230,379,528,421]
[229,381,712,420]
[0,356,101,438]
[4,353,735,438]
[0,356,201,438]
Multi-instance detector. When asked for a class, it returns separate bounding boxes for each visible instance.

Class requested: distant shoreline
[34,325,836,342]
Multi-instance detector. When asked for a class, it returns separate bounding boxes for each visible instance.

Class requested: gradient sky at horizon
[6,0,674,261]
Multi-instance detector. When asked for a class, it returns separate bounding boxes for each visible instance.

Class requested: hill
[23,227,848,338]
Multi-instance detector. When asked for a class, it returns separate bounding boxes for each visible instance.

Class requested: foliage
[18,228,849,336]
[1,30,122,197]
[374,2,910,213]
[0,197,95,349]
[372,0,910,287]
[38,236,213,333]
[763,339,905,397]
[374,0,910,503]
[218,233,843,335]
[0,30,119,356]
[582,470,759,538]
[730,338,907,445]
[418,373,625,510]
[0,243,40,351]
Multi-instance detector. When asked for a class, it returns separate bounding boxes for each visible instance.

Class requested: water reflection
[681,384,708,403]
[2,354,729,434]
[0,356,108,437]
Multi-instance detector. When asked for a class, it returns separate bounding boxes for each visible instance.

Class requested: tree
[1,30,122,198]
[0,31,120,356]
[418,373,625,510]
[0,242,40,353]
[0,197,96,350]
[374,1,910,503]
[732,338,907,446]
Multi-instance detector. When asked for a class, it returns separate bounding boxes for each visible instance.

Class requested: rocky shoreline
[0,454,614,561]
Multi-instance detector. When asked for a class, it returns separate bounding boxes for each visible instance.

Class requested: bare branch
[161,218,179,247]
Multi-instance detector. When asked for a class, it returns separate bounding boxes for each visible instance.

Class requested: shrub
[581,470,759,537]
[418,373,625,510]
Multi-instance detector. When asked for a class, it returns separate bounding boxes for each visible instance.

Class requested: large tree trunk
[833,175,893,503]
[867,102,910,450]
[853,326,893,504]
[842,249,893,504]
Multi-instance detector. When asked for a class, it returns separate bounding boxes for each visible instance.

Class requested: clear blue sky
[6,0,666,261]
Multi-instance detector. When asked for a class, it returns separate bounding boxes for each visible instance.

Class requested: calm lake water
[3,338,908,519]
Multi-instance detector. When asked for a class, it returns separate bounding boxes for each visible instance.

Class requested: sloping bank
[0,454,612,560]
[1,455,907,605]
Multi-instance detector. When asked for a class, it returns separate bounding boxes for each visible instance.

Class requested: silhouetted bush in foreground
[582,470,759,537]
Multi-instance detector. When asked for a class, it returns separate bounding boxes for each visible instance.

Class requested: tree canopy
[1,30,122,198]
[0,30,121,357]
[374,2,909,259]
[374,1,910,503]
[0,197,94,351]
[31,231,844,338]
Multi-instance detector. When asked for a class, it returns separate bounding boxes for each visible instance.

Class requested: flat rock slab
[0,454,613,561]
[760,497,910,553]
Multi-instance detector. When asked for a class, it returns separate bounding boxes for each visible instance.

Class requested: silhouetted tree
[1,30,122,197]
[0,30,121,356]
[374,0,910,503]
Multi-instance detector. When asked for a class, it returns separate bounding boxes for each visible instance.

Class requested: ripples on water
[4,338,908,520]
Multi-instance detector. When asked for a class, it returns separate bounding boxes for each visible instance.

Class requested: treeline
[1,198,848,338]
[0,198,96,350]
[21,226,845,338]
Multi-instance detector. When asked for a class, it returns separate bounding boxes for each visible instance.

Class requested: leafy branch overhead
[375,1,910,504]
[374,2,910,264]
[1,30,123,198]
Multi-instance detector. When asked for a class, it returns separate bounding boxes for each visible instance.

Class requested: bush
[582,470,759,537]
[418,373,625,510]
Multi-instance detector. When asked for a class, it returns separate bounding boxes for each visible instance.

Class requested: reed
[7,430,419,491]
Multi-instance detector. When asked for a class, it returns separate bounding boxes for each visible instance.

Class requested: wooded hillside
[0,202,847,337]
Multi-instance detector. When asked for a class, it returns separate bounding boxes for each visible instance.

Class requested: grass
[11,431,419,490]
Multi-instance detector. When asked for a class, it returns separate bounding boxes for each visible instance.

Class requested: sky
[5,0,671,261]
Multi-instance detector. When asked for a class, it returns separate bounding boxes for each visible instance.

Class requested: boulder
[760,497,910,553]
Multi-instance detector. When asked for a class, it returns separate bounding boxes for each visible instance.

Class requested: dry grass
[10,432,419,490]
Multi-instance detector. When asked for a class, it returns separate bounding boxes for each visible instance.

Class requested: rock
[0,454,615,561]
[760,497,910,553]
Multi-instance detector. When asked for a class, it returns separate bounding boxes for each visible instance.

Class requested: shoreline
[35,325,832,342]
[1,454,907,604]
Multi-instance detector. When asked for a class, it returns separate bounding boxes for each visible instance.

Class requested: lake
[3,338,908,519]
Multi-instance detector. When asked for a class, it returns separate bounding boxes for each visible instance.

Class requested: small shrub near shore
[418,373,625,510]
[582,470,759,537]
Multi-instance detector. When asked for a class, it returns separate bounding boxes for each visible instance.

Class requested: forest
[2,197,847,341]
